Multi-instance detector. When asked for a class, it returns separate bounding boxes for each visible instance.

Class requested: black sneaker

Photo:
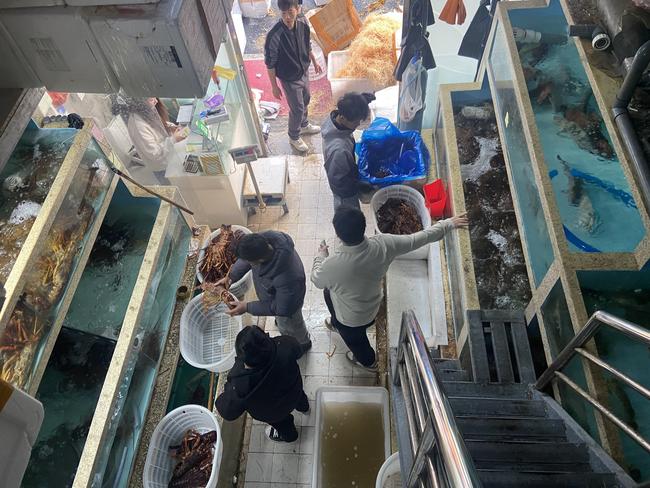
[265,426,296,443]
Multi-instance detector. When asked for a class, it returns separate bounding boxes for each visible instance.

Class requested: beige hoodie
[311,219,455,327]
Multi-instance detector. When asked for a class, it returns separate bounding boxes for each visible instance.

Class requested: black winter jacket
[215,335,303,423]
[264,19,311,82]
[229,231,306,317]
[322,111,359,198]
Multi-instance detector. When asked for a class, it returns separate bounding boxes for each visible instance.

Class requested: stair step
[438,369,470,381]
[467,440,589,464]
[433,358,461,370]
[450,397,547,418]
[478,470,618,487]
[456,417,566,441]
[442,381,530,398]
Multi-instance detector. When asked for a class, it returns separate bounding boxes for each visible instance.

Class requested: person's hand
[318,240,329,257]
[450,212,469,229]
[272,85,283,100]
[216,276,232,289]
[173,126,188,142]
[314,63,323,75]
[226,299,247,316]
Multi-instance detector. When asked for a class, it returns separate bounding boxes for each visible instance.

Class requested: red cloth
[244,58,334,117]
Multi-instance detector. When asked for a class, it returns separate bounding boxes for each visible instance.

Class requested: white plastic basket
[371,185,432,260]
[196,225,253,299]
[376,451,401,488]
[180,295,243,372]
[143,405,223,488]
[327,50,380,105]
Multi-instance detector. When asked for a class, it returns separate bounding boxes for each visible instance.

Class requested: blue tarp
[356,117,429,186]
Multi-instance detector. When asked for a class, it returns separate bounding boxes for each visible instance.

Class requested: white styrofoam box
[313,386,390,488]
[87,0,227,98]
[0,380,44,488]
[370,84,398,123]
[0,21,41,88]
[327,50,380,104]
[143,405,222,488]
[376,452,401,488]
[371,185,432,260]
[0,7,120,93]
[386,258,432,348]
[238,0,269,19]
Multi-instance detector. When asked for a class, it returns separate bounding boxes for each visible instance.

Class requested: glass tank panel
[450,87,531,310]
[0,137,114,389]
[22,181,159,488]
[508,0,646,253]
[488,20,554,286]
[540,279,574,359]
[90,207,191,487]
[0,128,77,283]
[579,269,650,482]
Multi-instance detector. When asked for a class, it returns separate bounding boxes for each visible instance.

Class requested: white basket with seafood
[196,224,253,299]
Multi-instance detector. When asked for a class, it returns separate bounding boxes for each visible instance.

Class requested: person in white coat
[111,95,187,182]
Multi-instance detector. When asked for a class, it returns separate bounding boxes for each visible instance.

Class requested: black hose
[612,40,650,213]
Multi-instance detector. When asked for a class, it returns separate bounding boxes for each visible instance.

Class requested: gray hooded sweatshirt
[322,112,359,199]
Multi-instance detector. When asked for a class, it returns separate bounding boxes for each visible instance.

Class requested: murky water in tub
[511,3,646,253]
[319,402,385,488]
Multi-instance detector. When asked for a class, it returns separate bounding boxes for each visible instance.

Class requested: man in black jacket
[216,326,310,442]
[265,0,322,153]
[223,231,311,352]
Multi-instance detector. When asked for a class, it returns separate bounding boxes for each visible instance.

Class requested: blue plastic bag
[356,117,429,186]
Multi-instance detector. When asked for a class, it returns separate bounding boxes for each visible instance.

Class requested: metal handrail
[535,310,650,454]
[394,310,482,488]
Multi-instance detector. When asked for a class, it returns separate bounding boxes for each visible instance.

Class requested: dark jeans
[323,289,376,367]
[270,391,309,442]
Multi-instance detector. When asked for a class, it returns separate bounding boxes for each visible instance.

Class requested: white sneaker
[289,137,309,152]
[300,123,321,135]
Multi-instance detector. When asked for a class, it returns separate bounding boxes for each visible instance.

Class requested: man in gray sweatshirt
[311,206,468,369]
[322,92,375,210]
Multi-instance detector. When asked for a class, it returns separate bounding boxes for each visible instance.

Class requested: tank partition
[22,181,160,487]
[578,269,650,483]
[434,78,532,358]
[73,188,191,488]
[0,120,117,393]
[482,0,650,471]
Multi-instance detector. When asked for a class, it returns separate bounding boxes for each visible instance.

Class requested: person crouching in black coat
[215,325,310,443]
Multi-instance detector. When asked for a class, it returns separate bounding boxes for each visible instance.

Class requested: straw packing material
[336,13,402,89]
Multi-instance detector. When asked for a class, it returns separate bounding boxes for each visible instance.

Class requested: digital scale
[229,145,265,209]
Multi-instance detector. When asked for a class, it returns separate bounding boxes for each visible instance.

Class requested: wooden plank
[489,321,515,383]
[510,321,537,384]
[467,310,490,383]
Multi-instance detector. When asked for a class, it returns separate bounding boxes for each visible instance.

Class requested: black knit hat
[235,326,274,368]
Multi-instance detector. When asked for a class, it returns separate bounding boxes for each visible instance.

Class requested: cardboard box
[308,0,361,56]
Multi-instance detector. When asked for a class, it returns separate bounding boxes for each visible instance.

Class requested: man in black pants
[311,206,467,370]
[215,326,310,442]
[264,0,322,153]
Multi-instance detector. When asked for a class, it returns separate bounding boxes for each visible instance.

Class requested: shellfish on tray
[168,429,217,488]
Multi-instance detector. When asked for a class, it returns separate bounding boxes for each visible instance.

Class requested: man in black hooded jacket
[215,325,309,442]
[222,231,311,353]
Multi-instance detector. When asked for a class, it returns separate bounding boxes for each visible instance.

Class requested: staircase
[391,310,636,488]
[435,357,623,487]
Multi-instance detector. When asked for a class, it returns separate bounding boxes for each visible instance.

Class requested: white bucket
[371,185,432,260]
[180,296,243,372]
[196,225,253,299]
[376,451,401,488]
[143,405,223,488]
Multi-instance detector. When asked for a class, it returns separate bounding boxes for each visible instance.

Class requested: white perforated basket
[143,405,222,488]
[180,295,243,372]
[196,225,253,299]
[371,185,432,260]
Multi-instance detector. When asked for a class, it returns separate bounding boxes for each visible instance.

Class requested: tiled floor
[242,150,379,487]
